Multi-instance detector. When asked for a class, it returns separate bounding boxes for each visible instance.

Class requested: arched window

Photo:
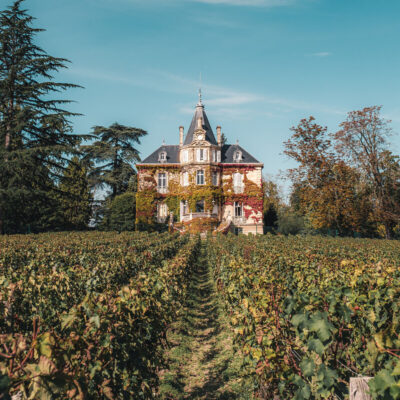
[158,151,167,162]
[196,170,205,185]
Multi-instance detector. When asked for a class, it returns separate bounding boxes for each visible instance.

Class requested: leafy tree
[277,207,305,235]
[334,106,400,238]
[0,0,81,233]
[263,178,281,229]
[59,156,92,230]
[83,123,147,198]
[108,192,136,231]
[284,117,373,236]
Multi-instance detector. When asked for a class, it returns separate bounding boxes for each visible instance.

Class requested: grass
[158,244,254,399]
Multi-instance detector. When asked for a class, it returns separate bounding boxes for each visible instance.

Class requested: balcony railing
[233,216,246,225]
[182,212,218,222]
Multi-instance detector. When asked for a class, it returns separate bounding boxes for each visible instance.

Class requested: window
[182,172,189,186]
[196,170,205,185]
[197,148,207,161]
[196,200,205,213]
[158,173,167,189]
[157,203,168,222]
[182,200,189,215]
[212,149,216,162]
[182,150,188,163]
[212,172,218,186]
[158,151,167,162]
[217,151,221,162]
[233,173,244,193]
[234,201,243,217]
[234,150,242,162]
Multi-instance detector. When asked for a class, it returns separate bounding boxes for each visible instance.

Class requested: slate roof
[138,143,260,165]
[140,145,180,164]
[184,103,217,145]
[221,144,260,164]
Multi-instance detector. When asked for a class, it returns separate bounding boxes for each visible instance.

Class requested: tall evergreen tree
[0,0,81,233]
[82,123,147,198]
[59,156,92,230]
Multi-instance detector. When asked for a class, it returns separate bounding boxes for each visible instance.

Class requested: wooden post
[350,377,372,400]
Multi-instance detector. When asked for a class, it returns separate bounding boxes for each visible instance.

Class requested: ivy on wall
[136,164,264,229]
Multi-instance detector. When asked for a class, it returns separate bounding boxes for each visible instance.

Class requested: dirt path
[158,245,253,399]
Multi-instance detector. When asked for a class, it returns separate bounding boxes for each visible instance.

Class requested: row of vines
[0,231,199,399]
[208,234,400,399]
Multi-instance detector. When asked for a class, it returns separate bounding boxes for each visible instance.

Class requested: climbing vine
[136,164,264,230]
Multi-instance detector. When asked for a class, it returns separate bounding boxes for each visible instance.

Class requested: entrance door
[196,200,205,213]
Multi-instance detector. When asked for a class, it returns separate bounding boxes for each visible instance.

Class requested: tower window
[197,148,206,161]
[196,170,205,185]
[217,151,221,162]
[212,149,216,162]
[182,150,188,163]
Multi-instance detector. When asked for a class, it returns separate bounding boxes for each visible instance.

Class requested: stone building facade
[136,96,264,234]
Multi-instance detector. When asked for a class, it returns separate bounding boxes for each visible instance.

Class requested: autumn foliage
[284,107,400,238]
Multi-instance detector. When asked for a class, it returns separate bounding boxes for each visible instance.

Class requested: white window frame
[233,173,244,193]
[217,151,221,162]
[212,149,216,162]
[234,151,242,162]
[182,150,188,163]
[196,170,205,185]
[159,151,167,162]
[158,172,167,189]
[197,148,206,162]
[157,202,168,221]
[212,172,218,186]
[234,201,243,217]
[182,172,189,186]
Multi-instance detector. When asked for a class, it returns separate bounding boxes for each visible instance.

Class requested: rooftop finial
[197,72,203,107]
[198,87,203,106]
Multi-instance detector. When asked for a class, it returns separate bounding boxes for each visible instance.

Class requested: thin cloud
[311,52,332,57]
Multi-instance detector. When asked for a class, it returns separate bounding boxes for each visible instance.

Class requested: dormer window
[233,150,242,162]
[158,151,167,162]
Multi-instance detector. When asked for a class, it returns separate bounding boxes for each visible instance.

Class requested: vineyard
[1,232,400,399]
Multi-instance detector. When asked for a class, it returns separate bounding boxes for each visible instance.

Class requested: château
[136,93,264,234]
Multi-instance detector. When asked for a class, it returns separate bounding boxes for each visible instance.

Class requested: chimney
[216,126,222,146]
[179,126,184,146]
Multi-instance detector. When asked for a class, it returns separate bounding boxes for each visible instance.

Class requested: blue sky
[13,0,400,193]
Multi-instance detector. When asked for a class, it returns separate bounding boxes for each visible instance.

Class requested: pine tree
[0,0,81,233]
[82,123,147,198]
[59,156,92,230]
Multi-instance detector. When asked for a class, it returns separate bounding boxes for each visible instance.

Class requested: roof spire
[197,87,203,107]
[197,72,203,107]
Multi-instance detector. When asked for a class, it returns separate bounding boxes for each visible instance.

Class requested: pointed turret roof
[183,94,217,145]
